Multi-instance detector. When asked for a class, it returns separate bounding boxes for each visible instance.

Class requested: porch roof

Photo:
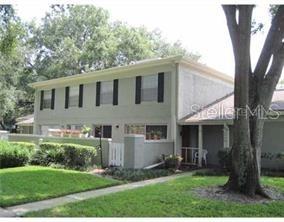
[178,89,284,125]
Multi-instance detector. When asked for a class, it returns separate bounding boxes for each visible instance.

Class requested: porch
[179,124,230,167]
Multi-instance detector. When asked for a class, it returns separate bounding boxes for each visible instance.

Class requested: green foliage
[26,176,284,217]
[9,142,36,153]
[103,167,173,181]
[0,166,120,207]
[61,143,97,169]
[218,148,232,171]
[164,154,183,169]
[31,142,97,170]
[81,125,92,135]
[0,141,30,168]
[0,5,199,127]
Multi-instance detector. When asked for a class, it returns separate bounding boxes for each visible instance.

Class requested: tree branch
[262,43,284,107]
[222,5,239,58]
[254,6,284,79]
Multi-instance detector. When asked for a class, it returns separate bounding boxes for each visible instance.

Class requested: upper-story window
[135,72,164,104]
[69,86,79,107]
[96,79,118,106]
[141,75,158,102]
[43,90,52,109]
[101,81,113,104]
[40,89,55,110]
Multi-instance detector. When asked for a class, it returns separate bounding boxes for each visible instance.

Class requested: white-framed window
[94,125,112,138]
[124,124,167,140]
[141,74,158,102]
[101,81,113,105]
[69,86,79,107]
[43,90,52,109]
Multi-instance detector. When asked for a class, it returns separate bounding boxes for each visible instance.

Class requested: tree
[0,5,27,129]
[222,5,284,196]
[32,5,200,80]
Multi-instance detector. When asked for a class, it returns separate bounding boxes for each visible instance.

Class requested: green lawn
[26,176,284,217]
[0,166,120,207]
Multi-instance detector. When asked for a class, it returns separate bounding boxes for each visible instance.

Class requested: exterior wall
[8,134,110,167]
[18,125,33,134]
[177,64,233,119]
[199,121,284,170]
[261,121,284,170]
[34,64,175,143]
[203,125,224,166]
[124,134,174,168]
[143,141,174,166]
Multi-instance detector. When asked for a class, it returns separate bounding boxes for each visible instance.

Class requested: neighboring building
[16,114,34,134]
[29,56,282,169]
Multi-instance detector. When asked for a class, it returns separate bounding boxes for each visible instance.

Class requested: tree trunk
[223,5,284,197]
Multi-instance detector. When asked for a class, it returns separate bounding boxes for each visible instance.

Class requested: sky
[9,0,283,78]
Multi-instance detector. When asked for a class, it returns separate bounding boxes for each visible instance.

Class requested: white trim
[29,56,233,89]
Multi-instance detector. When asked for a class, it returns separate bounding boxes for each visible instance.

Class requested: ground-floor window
[124,124,167,140]
[93,125,112,138]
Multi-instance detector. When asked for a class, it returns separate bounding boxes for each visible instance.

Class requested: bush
[31,142,97,170]
[0,141,31,168]
[218,148,232,171]
[9,142,36,153]
[164,155,183,170]
[31,142,64,166]
[103,167,174,181]
[62,143,97,169]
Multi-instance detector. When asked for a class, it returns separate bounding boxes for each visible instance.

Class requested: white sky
[7,0,284,78]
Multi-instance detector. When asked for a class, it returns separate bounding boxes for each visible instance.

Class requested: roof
[16,114,34,126]
[179,89,284,125]
[29,56,233,89]
[16,114,34,122]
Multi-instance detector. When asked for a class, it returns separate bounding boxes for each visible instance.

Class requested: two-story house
[30,55,284,169]
[30,55,236,167]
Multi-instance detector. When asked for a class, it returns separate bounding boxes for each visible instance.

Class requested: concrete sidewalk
[2,171,194,217]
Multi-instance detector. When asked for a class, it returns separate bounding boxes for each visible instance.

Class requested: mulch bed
[193,186,284,204]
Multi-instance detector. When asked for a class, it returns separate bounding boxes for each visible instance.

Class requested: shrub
[62,143,97,169]
[9,142,36,153]
[0,141,30,168]
[31,142,64,166]
[103,167,173,181]
[218,148,231,171]
[31,142,97,170]
[164,155,183,169]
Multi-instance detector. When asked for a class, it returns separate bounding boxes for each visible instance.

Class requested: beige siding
[34,64,175,142]
[177,64,233,119]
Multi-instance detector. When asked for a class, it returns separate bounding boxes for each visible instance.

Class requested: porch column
[223,124,230,149]
[198,125,203,167]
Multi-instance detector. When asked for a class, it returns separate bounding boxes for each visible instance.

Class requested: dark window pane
[146,125,167,140]
[103,125,112,138]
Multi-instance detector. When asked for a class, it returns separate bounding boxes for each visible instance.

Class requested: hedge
[0,141,31,168]
[31,142,97,170]
[9,142,36,153]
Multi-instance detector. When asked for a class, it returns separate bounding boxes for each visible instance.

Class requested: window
[124,124,167,140]
[101,81,113,104]
[69,86,79,107]
[124,124,145,135]
[146,125,167,140]
[43,90,52,109]
[141,75,158,102]
[94,125,112,138]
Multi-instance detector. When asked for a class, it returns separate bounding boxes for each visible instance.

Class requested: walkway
[2,171,194,217]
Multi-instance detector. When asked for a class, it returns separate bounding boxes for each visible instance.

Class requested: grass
[26,176,284,217]
[0,166,120,207]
